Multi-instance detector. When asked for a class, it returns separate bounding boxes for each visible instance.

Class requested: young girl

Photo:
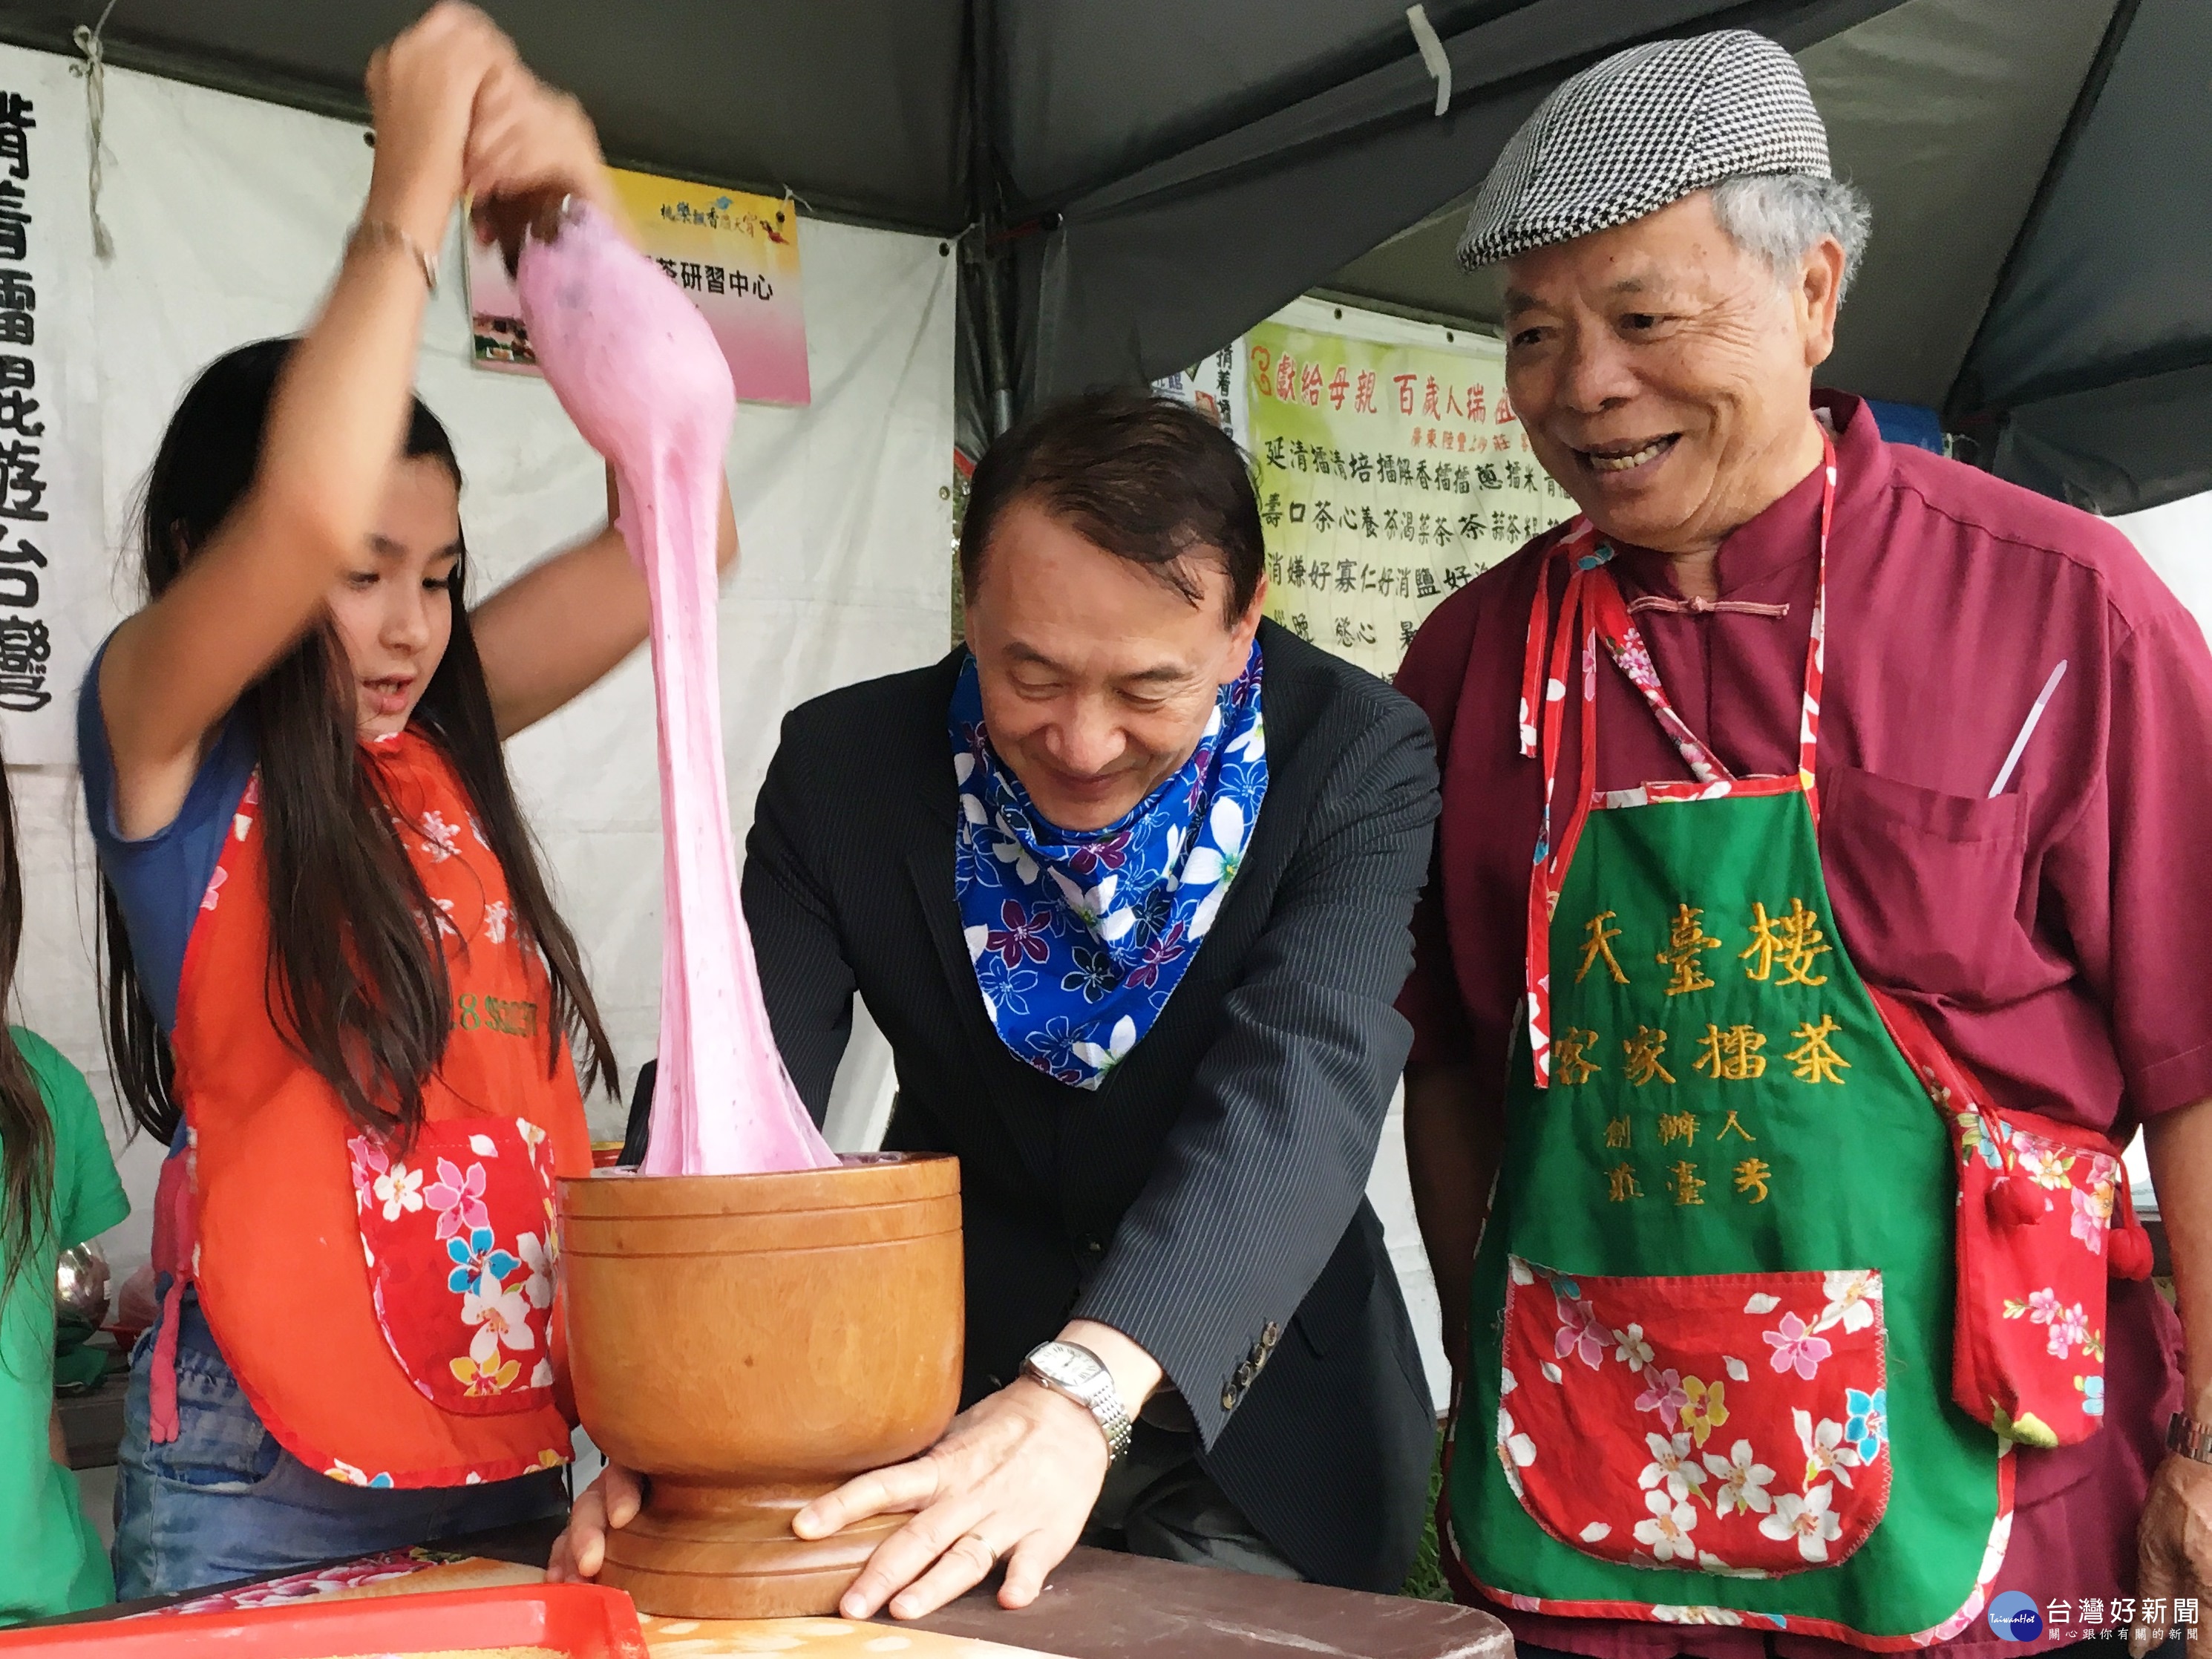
[84,5,731,1594]
[0,754,131,1624]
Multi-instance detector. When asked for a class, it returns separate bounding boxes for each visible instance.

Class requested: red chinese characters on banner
[1249,344,1526,447]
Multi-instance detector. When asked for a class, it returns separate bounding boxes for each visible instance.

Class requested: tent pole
[978,255,1015,440]
[967,0,1015,439]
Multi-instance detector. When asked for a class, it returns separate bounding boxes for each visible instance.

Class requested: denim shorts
[111,1307,568,1600]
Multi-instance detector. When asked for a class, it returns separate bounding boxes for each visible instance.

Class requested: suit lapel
[905,837,1061,1170]
[1196,619,1326,932]
[909,842,988,1042]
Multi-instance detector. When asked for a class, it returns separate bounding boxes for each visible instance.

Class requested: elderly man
[1401,27,2210,1655]
[554,390,1440,1615]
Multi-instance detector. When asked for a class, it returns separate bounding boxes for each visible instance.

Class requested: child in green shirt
[0,762,130,1626]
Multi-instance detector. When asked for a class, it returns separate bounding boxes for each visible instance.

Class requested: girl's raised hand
[99,6,519,825]
[465,62,626,244]
[364,3,519,252]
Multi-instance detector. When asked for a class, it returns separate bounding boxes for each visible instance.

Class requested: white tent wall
[2116,494,2212,625]
[6,47,954,1282]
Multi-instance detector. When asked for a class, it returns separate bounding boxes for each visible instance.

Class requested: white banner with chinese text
[0,50,102,762]
[1246,298,1572,678]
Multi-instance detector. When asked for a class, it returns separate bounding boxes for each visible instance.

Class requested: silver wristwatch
[1023,1340,1134,1460]
[2169,1412,2212,1465]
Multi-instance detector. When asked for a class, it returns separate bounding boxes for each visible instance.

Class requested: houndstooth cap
[1457,30,1830,268]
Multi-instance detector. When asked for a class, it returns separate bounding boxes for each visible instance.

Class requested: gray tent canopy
[1,0,2199,512]
[1945,0,2212,514]
[1324,0,2212,514]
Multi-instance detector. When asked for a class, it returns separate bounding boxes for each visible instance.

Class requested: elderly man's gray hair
[1709,174,1872,304]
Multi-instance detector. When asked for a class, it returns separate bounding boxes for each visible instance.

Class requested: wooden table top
[904,1543,1510,1659]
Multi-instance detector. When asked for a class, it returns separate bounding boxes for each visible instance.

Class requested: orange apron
[154,727,591,1488]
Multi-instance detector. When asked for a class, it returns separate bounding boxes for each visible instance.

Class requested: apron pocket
[1499,1256,1891,1578]
[347,1117,561,1416]
[1818,766,2032,1007]
[1878,990,2152,1448]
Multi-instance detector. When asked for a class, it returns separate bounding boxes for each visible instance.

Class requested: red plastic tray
[0,1584,648,1657]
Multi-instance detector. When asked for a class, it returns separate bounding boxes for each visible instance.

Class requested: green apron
[1444,446,2009,1644]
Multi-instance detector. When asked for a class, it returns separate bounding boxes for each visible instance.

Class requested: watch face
[1030,1341,1105,1395]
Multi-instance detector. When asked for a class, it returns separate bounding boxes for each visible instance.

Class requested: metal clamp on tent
[1407,5,1452,119]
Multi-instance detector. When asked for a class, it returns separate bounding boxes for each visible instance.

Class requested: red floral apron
[145,727,591,1488]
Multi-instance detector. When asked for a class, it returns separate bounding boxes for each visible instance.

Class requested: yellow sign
[466,170,808,405]
[1243,304,1572,678]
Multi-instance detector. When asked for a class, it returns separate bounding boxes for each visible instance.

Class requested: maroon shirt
[1397,393,2196,1658]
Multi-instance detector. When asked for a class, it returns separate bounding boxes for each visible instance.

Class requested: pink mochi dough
[514,201,836,1177]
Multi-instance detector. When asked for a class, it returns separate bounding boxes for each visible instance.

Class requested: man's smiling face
[1500,190,1837,556]
[963,500,1262,834]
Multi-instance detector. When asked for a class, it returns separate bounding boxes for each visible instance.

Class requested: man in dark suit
[552,391,1440,1619]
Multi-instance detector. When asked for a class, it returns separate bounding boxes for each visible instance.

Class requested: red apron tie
[145,1143,194,1444]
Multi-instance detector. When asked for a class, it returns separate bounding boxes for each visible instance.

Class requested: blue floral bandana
[949,644,1267,1090]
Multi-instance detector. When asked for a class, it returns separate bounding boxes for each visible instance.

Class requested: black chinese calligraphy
[651,255,773,302]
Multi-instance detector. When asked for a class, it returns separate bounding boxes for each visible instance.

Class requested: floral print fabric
[1871,987,2150,1450]
[949,644,1267,1089]
[347,1116,561,1417]
[1500,1257,1891,1578]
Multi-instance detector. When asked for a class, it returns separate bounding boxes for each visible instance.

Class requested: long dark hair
[100,338,615,1145]
[0,753,53,1310]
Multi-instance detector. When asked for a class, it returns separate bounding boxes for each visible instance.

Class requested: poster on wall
[1153,343,1248,451]
[0,56,103,764]
[1245,299,1572,680]
[466,170,809,405]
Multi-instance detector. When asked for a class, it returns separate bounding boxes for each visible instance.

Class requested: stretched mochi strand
[515,202,837,1177]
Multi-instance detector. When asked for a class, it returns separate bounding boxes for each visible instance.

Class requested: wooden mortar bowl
[559,1153,963,1618]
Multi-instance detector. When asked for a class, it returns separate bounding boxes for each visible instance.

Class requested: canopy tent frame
[0,0,2200,511]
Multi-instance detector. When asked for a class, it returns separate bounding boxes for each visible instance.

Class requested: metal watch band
[1090,1387,1135,1462]
[2168,1412,2212,1465]
[1025,1345,1134,1461]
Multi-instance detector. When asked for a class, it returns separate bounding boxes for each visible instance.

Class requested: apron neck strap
[1522,432,1838,822]
[1796,432,1839,819]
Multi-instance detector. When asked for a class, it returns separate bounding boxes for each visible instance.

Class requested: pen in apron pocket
[1989,659,2067,797]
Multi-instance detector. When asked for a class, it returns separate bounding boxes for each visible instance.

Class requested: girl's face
[328,455,461,739]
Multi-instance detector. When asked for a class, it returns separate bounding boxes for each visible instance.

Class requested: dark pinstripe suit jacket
[739,620,1441,1591]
